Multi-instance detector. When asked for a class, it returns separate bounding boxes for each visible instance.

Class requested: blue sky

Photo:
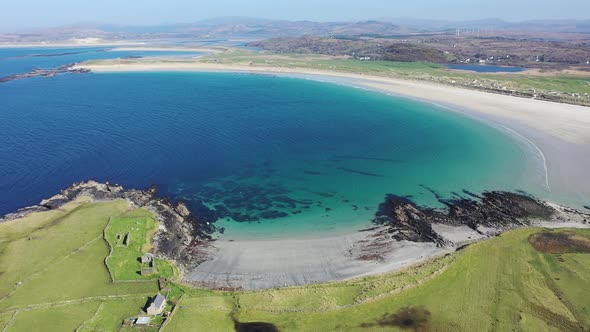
[3,0,589,31]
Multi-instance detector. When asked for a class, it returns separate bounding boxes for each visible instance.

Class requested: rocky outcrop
[373,191,574,247]
[0,180,213,272]
[0,63,90,83]
[373,195,447,246]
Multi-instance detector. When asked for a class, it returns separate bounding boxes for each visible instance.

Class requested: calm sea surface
[0,47,546,238]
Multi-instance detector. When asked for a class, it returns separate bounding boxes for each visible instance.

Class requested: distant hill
[4,17,590,43]
[249,36,450,63]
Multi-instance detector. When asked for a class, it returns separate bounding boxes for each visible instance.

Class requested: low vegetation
[529,230,590,253]
[105,209,175,281]
[204,49,590,106]
[164,228,590,332]
[251,35,590,69]
[250,36,451,63]
[0,199,588,331]
[86,47,590,106]
[0,200,161,331]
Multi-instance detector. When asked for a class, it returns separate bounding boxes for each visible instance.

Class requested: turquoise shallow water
[0,64,547,239]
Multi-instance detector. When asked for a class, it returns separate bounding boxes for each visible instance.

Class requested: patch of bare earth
[529,231,590,254]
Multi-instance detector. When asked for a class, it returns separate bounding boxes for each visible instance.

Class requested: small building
[135,316,151,325]
[146,293,166,316]
[141,253,154,264]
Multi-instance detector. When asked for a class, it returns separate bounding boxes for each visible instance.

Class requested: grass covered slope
[0,198,588,331]
[105,209,175,281]
[0,200,162,332]
[166,228,590,332]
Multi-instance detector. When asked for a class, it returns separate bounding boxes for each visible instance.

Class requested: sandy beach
[73,61,590,289]
[188,227,449,290]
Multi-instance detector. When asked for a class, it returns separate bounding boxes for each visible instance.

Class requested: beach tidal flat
[0,71,544,238]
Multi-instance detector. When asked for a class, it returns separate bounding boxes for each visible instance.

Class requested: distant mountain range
[3,17,590,42]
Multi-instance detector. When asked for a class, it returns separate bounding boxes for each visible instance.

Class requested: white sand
[431,224,490,246]
[187,227,448,290]
[73,61,590,289]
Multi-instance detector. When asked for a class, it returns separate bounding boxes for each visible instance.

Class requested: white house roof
[136,316,151,325]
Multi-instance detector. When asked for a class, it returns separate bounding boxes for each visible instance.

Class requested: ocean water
[0,48,548,239]
[0,47,200,77]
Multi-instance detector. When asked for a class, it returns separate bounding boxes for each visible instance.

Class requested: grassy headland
[0,200,588,331]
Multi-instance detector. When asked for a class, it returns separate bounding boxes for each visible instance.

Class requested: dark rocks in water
[420,184,444,201]
[374,191,557,246]
[312,191,336,198]
[585,205,590,211]
[185,181,308,222]
[303,170,324,175]
[258,210,289,219]
[325,208,332,212]
[374,195,446,245]
[338,167,384,178]
[462,190,482,199]
[0,63,90,83]
[442,191,555,228]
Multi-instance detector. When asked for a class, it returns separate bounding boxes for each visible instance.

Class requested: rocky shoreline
[373,190,589,247]
[0,63,90,83]
[0,181,214,273]
[2,181,588,288]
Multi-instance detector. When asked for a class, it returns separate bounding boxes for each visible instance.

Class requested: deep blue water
[447,64,526,73]
[0,47,545,237]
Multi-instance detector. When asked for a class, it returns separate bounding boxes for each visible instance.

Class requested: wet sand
[187,227,448,290]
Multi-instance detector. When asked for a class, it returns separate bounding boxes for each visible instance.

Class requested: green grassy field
[163,228,590,332]
[0,199,588,331]
[0,200,161,332]
[105,210,174,281]
[210,50,590,101]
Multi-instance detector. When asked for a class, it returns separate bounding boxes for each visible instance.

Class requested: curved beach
[71,62,590,289]
[75,61,590,205]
